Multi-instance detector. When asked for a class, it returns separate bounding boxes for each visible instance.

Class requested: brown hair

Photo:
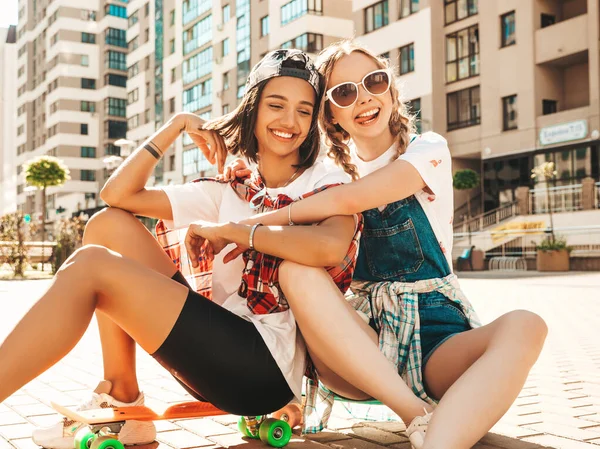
[316,40,416,180]
[204,75,323,169]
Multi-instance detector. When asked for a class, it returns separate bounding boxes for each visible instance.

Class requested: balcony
[535,14,588,66]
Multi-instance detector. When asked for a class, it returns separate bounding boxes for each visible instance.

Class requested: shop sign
[539,120,587,146]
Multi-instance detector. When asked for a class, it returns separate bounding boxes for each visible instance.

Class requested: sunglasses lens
[331,83,358,107]
[364,71,390,95]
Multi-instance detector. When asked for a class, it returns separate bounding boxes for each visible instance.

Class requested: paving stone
[0,437,14,449]
[488,422,543,439]
[0,424,34,440]
[360,422,406,434]
[207,432,266,448]
[304,430,352,443]
[10,403,55,418]
[176,419,236,437]
[523,434,600,449]
[338,427,405,445]
[8,439,39,449]
[0,413,27,427]
[525,422,600,441]
[324,437,388,449]
[156,430,215,448]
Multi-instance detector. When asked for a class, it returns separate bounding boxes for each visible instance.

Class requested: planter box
[536,249,570,272]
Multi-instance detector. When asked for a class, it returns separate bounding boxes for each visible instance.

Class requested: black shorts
[151,271,294,416]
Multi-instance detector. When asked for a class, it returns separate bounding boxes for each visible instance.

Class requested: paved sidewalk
[1,273,600,449]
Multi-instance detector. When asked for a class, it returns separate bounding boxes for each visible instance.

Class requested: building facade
[0,26,17,216]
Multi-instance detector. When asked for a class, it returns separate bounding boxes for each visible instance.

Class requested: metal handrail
[453,201,518,233]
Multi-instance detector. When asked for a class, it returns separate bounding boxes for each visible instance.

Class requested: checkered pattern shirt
[156,174,363,316]
[301,274,481,433]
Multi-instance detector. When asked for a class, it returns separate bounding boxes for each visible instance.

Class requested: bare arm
[100,112,226,220]
[186,215,357,268]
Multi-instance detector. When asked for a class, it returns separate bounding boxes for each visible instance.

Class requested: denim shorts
[418,291,471,367]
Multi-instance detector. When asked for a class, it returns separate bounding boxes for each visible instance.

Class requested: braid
[388,82,415,163]
[323,120,360,181]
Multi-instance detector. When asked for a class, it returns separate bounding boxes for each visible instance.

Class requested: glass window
[445,0,478,25]
[501,11,516,47]
[446,25,479,83]
[407,98,421,133]
[400,0,419,18]
[543,99,557,115]
[364,0,388,33]
[81,147,96,158]
[399,43,414,75]
[81,55,89,66]
[81,170,96,181]
[223,5,230,23]
[80,124,88,135]
[183,14,213,55]
[281,33,323,53]
[80,101,95,112]
[105,4,126,18]
[183,0,212,25]
[222,38,229,57]
[81,32,96,44]
[128,10,139,27]
[105,28,127,48]
[182,46,213,84]
[502,95,517,131]
[81,78,96,89]
[105,98,127,117]
[105,51,126,71]
[183,78,213,112]
[447,85,480,131]
[261,16,269,37]
[281,0,322,26]
[106,120,127,139]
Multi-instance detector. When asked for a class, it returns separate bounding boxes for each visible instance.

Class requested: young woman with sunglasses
[1,50,363,449]
[200,41,548,449]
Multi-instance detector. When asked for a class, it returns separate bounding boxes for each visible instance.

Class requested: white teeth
[357,108,379,118]
[272,130,293,138]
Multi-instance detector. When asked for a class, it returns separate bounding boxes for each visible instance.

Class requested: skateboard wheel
[74,428,95,449]
[237,417,259,439]
[90,436,124,449]
[259,418,292,448]
[272,403,302,428]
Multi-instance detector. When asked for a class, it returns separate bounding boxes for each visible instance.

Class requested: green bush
[51,217,85,273]
[535,235,572,252]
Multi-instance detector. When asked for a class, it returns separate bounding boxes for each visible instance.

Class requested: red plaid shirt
[155,173,363,315]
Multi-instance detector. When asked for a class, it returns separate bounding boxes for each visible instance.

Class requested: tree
[23,156,70,271]
[51,217,85,274]
[453,169,480,245]
[531,161,558,244]
[0,212,37,277]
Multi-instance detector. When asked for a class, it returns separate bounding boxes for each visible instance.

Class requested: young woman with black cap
[0,50,362,449]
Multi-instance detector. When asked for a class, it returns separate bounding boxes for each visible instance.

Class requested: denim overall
[354,194,471,366]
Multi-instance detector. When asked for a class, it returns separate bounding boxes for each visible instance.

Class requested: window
[183,0,212,25]
[223,72,230,90]
[223,4,230,23]
[543,99,557,115]
[144,28,149,43]
[145,3,150,17]
[146,82,150,97]
[502,95,517,131]
[222,38,229,57]
[183,78,213,112]
[106,74,127,87]
[399,43,414,75]
[81,147,96,158]
[261,16,269,37]
[182,47,213,84]
[106,120,127,139]
[81,78,96,89]
[128,10,139,26]
[501,11,516,47]
[105,4,126,18]
[82,10,97,21]
[446,25,479,83]
[364,1,389,34]
[223,104,230,114]
[106,51,126,71]
[237,85,245,99]
[145,56,150,70]
[407,98,421,133]
[144,109,151,123]
[170,38,175,54]
[81,101,95,112]
[379,52,390,60]
[81,32,96,44]
[169,97,176,113]
[400,0,419,18]
[81,170,96,181]
[81,55,89,66]
[105,28,127,48]
[447,85,480,131]
[541,13,556,28]
[444,0,478,25]
[129,36,139,51]
[281,0,323,26]
[183,14,213,55]
[127,88,139,105]
[281,33,323,53]
[50,33,58,46]
[128,62,139,78]
[106,98,127,117]
[81,124,89,135]
[171,68,176,83]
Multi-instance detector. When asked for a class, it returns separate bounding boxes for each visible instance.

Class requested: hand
[184,221,231,268]
[223,244,247,264]
[178,113,227,173]
[216,158,252,181]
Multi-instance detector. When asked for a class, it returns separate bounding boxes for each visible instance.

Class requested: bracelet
[288,202,296,226]
[249,223,263,250]
[143,143,162,160]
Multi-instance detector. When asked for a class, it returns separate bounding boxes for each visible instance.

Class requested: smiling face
[253,76,316,162]
[326,51,393,142]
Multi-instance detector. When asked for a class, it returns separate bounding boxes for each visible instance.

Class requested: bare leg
[422,310,547,449]
[279,262,431,424]
[0,245,188,404]
[82,208,180,402]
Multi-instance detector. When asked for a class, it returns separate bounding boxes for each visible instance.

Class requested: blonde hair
[316,40,416,180]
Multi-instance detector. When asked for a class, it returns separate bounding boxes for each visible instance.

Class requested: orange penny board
[51,401,229,425]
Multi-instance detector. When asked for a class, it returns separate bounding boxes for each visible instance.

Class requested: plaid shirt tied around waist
[155,173,363,316]
[302,273,481,434]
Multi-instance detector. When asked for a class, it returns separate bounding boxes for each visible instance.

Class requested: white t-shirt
[348,132,455,270]
[161,161,351,399]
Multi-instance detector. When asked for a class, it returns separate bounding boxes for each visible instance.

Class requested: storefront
[483,120,600,212]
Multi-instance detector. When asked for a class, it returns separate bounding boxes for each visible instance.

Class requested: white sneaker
[32,381,156,449]
[406,408,433,449]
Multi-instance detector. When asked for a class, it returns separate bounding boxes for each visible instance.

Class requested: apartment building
[13,0,128,232]
[125,0,355,185]
[0,26,17,216]
[429,0,600,213]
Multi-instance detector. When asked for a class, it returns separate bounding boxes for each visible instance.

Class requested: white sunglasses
[326,69,391,109]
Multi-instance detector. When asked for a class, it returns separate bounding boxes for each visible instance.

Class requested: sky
[0,0,19,29]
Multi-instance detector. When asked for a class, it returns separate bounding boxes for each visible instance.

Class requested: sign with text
[539,120,588,146]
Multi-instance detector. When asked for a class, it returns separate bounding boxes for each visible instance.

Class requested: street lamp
[114,138,136,156]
